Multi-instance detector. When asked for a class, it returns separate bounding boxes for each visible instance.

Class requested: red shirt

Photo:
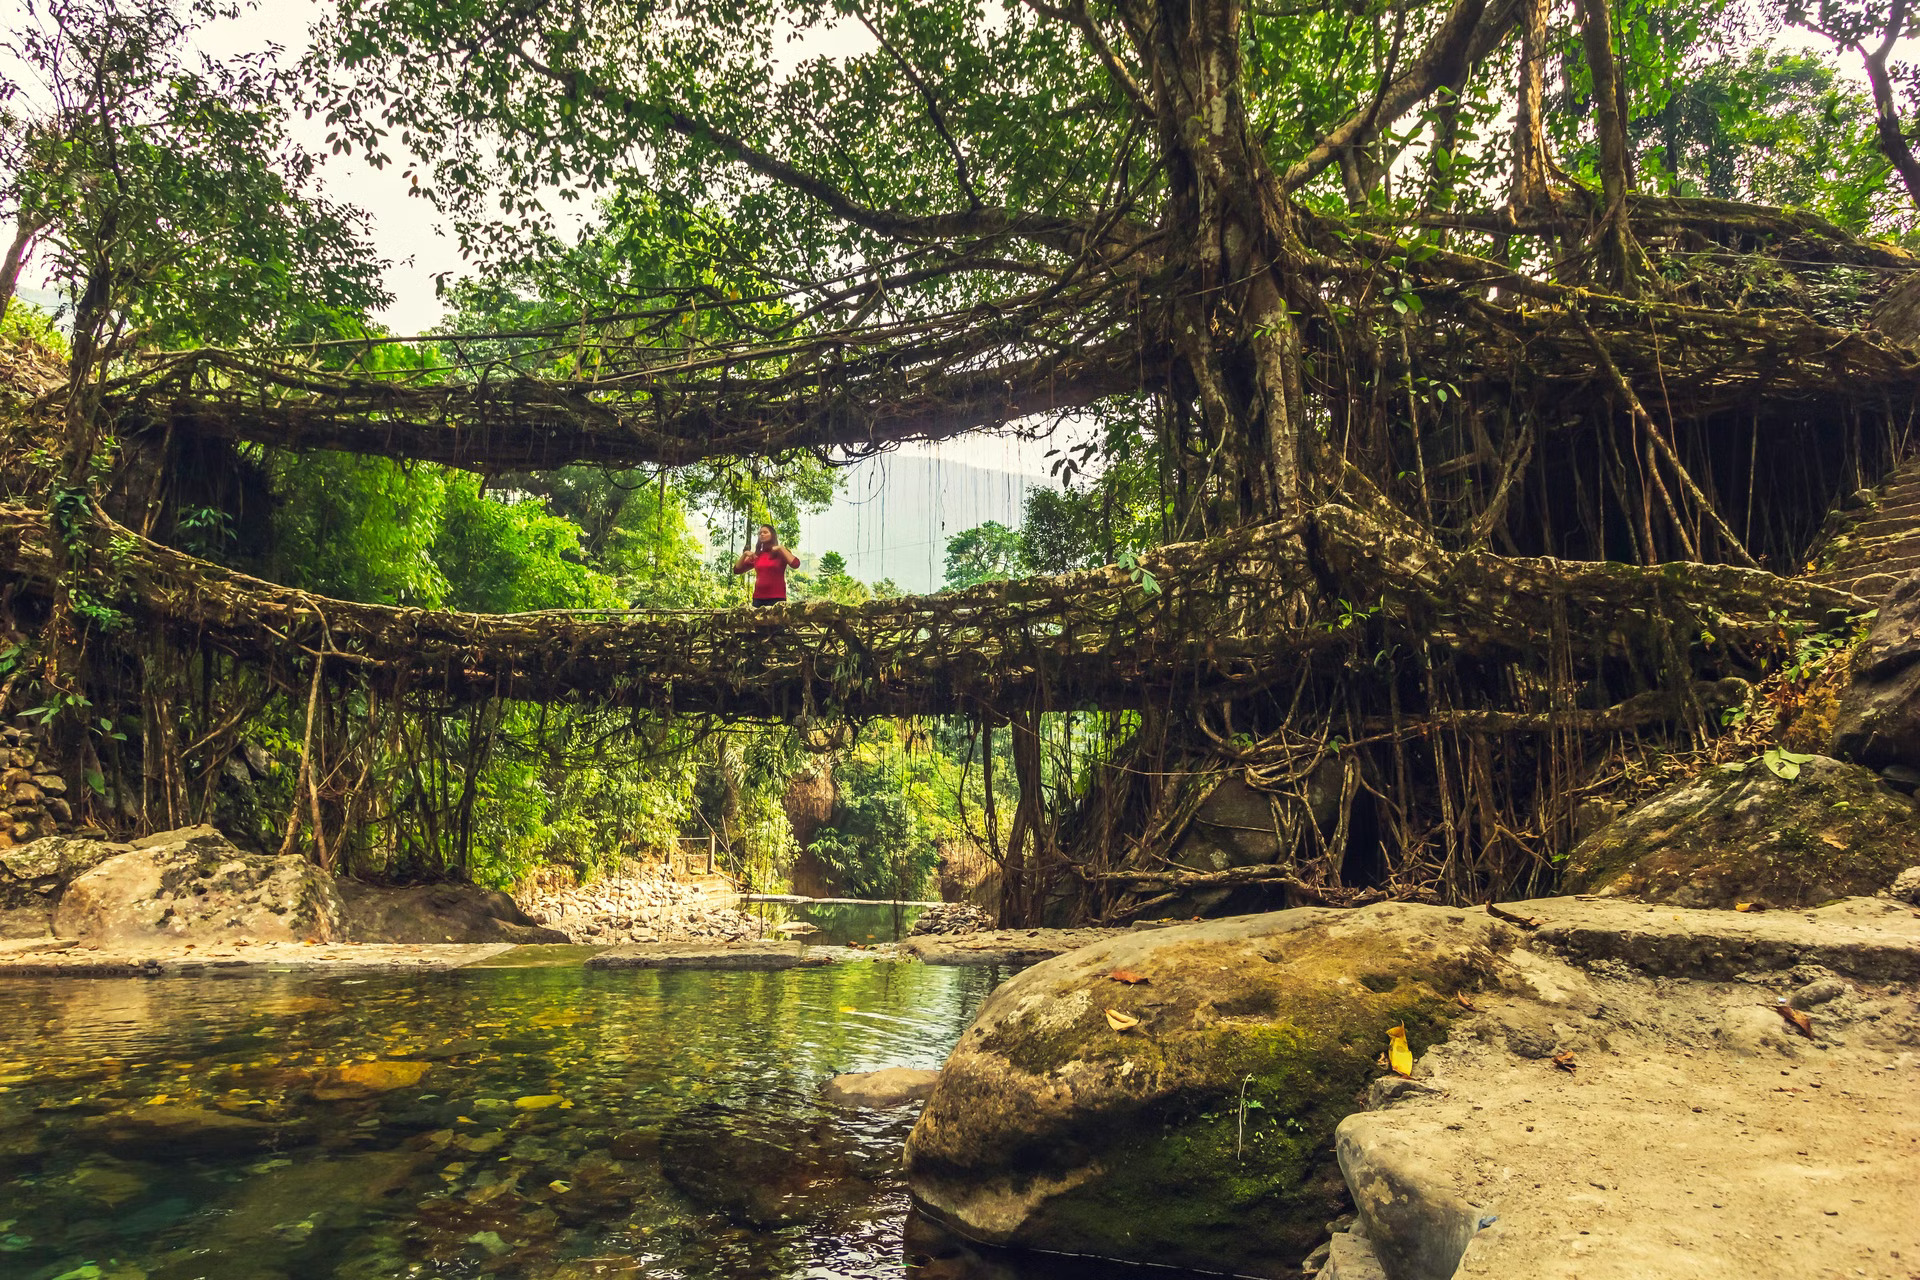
[752,551,789,600]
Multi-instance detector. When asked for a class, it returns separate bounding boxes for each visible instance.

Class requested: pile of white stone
[515,866,765,944]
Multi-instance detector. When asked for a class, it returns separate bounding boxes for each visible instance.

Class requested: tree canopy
[1,0,1915,916]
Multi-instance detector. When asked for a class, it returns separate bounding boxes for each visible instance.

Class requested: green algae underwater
[0,961,1045,1280]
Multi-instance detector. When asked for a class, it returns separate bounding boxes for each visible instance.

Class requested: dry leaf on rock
[1108,969,1149,984]
[1455,992,1478,1011]
[1105,1008,1141,1032]
[1771,1002,1814,1038]
[1386,1025,1413,1077]
[1551,1050,1578,1072]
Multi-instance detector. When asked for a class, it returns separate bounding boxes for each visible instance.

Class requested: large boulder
[0,833,126,905]
[660,1099,891,1228]
[1832,572,1920,771]
[903,904,1500,1277]
[52,826,345,944]
[336,879,567,943]
[0,833,127,937]
[1561,755,1920,908]
[1176,776,1289,870]
[1151,771,1346,918]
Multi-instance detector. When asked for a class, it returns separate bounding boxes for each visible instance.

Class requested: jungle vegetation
[0,0,1913,919]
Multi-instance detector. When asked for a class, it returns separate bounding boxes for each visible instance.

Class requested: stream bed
[0,960,1064,1280]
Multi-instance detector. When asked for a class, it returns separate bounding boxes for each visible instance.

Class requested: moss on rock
[1562,755,1920,908]
[903,905,1508,1277]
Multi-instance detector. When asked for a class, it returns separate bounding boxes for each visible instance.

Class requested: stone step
[1812,564,1920,587]
[1815,558,1920,581]
[1831,547,1920,574]
[1825,536,1920,566]
[1801,456,1920,595]
[1849,513,1920,538]
[1821,544,1920,569]
[1823,541,1920,567]
[1835,506,1920,537]
[1815,570,1918,599]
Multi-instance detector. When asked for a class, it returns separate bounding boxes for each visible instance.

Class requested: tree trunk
[1859,3,1920,208]
[1574,0,1640,293]
[1118,0,1307,520]
[0,216,47,327]
[41,247,118,773]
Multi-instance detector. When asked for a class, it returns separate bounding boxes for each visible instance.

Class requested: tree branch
[1283,0,1522,192]
[853,5,983,209]
[1022,0,1155,117]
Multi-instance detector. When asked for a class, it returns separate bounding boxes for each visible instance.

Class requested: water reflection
[739,902,930,947]
[0,963,1006,1280]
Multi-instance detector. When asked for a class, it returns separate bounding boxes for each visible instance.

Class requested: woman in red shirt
[733,523,801,606]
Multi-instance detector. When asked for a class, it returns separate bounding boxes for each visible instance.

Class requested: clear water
[741,903,929,948]
[0,962,1029,1280]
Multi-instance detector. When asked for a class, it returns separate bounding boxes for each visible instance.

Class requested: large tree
[5,0,1915,913]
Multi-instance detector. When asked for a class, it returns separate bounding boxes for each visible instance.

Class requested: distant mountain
[798,453,1046,593]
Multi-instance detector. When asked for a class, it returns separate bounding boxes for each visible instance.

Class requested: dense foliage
[0,0,1912,918]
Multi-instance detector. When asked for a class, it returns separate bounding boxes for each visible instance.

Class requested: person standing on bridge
[734,523,800,606]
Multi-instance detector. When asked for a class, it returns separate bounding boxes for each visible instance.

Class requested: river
[0,958,1028,1280]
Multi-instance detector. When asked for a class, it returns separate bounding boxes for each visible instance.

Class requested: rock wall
[0,723,71,844]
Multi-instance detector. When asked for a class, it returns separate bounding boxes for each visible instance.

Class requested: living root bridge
[101,337,1160,473]
[0,504,1862,720]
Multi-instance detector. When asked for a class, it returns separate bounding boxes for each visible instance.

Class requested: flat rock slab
[822,1067,940,1108]
[898,927,1121,965]
[1322,896,1920,1280]
[585,941,840,969]
[1507,894,1920,981]
[460,943,612,968]
[0,940,516,975]
[1343,1003,1920,1279]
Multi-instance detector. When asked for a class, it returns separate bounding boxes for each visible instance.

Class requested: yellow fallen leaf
[513,1094,567,1110]
[1105,1008,1140,1032]
[1386,1025,1413,1077]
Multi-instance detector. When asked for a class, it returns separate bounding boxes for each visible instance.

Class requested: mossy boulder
[902,904,1508,1277]
[53,826,344,943]
[1562,755,1920,908]
[0,834,127,907]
